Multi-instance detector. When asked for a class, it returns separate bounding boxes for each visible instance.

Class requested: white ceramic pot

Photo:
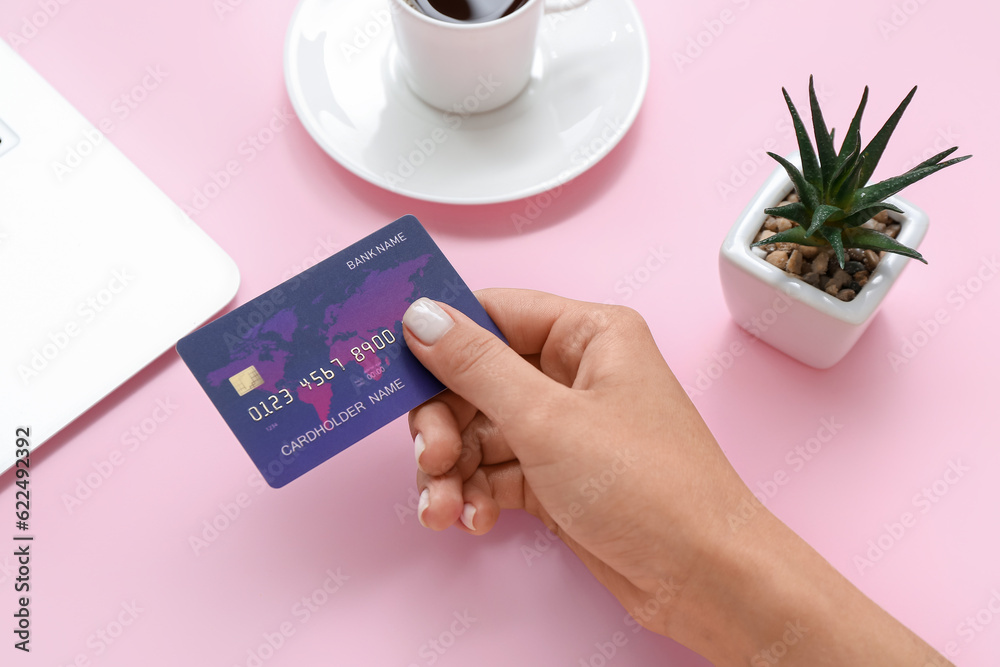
[718,153,929,369]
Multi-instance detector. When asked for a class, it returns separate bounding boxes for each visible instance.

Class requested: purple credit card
[176,216,503,487]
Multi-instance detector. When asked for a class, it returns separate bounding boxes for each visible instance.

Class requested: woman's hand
[402,288,950,667]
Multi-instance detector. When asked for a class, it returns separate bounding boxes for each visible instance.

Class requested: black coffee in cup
[412,0,530,24]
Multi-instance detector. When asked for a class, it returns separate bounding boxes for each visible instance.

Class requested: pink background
[3,0,999,665]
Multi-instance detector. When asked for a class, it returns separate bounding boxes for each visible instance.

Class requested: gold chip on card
[229,366,264,396]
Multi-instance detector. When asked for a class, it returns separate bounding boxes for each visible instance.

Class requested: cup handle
[543,0,590,13]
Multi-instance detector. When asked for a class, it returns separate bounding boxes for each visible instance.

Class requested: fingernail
[460,503,476,531]
[414,432,426,467]
[403,298,454,345]
[417,488,430,528]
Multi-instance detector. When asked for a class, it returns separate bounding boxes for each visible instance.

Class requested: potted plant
[719,77,970,368]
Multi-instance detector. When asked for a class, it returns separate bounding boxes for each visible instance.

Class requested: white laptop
[0,42,240,471]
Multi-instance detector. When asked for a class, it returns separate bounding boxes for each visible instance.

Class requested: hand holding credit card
[177,216,503,488]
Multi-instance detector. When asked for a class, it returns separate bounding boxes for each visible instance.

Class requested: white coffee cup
[389,0,590,113]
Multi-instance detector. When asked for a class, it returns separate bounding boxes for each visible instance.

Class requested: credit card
[176,215,503,488]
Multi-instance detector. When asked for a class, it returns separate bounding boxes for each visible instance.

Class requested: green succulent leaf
[837,87,869,166]
[850,155,972,214]
[843,227,927,264]
[767,152,820,210]
[833,154,866,209]
[751,226,827,248]
[819,226,846,268]
[763,202,810,226]
[829,140,861,193]
[809,76,838,192]
[910,146,960,171]
[807,204,845,236]
[782,88,823,192]
[838,202,904,229]
[856,86,917,187]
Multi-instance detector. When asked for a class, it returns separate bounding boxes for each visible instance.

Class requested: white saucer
[284,0,649,204]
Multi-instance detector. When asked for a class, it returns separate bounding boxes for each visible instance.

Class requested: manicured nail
[403,298,454,345]
[414,432,426,467]
[460,503,476,531]
[417,488,430,528]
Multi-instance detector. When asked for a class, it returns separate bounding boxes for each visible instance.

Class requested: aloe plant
[752,77,971,268]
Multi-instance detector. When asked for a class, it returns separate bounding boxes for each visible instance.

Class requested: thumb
[402,297,560,432]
